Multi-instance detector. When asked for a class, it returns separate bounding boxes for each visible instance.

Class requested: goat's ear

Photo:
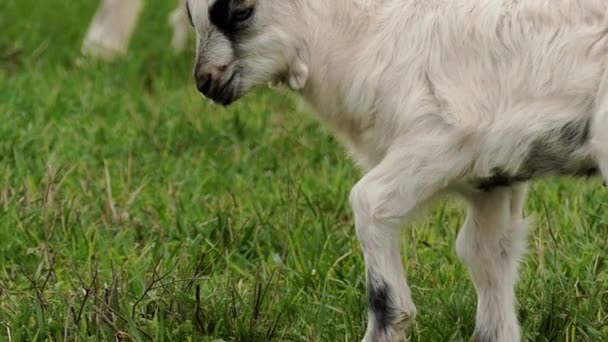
[287,56,309,90]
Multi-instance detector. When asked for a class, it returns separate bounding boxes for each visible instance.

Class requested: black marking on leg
[367,271,394,332]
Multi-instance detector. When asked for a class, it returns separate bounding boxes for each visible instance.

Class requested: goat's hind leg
[457,183,529,342]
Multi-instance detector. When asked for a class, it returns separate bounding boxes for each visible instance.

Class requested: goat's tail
[592,59,608,182]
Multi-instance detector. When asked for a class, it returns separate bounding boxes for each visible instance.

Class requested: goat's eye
[232,8,253,22]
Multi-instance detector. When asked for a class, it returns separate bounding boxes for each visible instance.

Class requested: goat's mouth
[203,71,242,106]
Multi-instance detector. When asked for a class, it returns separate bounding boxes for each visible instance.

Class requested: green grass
[1,0,608,340]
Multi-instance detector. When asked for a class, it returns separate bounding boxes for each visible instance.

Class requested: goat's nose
[194,64,227,96]
[195,72,213,95]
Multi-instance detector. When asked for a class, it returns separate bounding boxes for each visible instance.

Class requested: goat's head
[186,0,309,106]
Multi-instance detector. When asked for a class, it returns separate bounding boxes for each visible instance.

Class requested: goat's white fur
[82,0,189,60]
[456,183,530,341]
[188,0,608,341]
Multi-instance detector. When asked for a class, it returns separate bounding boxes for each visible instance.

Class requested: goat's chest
[322,110,392,172]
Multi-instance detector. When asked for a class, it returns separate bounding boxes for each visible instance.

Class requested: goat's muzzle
[194,63,239,106]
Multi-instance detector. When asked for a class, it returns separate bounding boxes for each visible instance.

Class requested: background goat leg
[169,0,189,53]
[82,0,144,60]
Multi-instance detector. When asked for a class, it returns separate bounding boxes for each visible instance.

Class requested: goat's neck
[291,0,382,130]
[286,1,391,151]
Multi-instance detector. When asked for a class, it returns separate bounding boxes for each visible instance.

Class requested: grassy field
[1,0,608,341]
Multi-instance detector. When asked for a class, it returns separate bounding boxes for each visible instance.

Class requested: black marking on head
[209,0,255,42]
[367,271,394,332]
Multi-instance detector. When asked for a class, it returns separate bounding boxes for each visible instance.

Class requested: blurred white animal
[82,0,190,60]
[186,0,608,341]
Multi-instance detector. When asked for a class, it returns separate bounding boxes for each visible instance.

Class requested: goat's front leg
[351,135,468,342]
[457,184,529,342]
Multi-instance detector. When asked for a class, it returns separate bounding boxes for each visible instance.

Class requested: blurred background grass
[1,0,608,341]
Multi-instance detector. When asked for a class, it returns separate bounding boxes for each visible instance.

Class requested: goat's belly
[468,124,601,192]
[471,162,600,193]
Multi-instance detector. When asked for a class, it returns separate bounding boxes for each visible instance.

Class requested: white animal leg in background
[351,131,470,342]
[169,0,189,53]
[456,183,530,342]
[82,0,144,60]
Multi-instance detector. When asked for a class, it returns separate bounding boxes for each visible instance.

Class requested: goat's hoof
[473,324,521,342]
[362,328,407,342]
[363,310,414,342]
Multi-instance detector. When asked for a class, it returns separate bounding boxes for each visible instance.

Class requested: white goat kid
[185,0,608,341]
[82,0,190,60]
